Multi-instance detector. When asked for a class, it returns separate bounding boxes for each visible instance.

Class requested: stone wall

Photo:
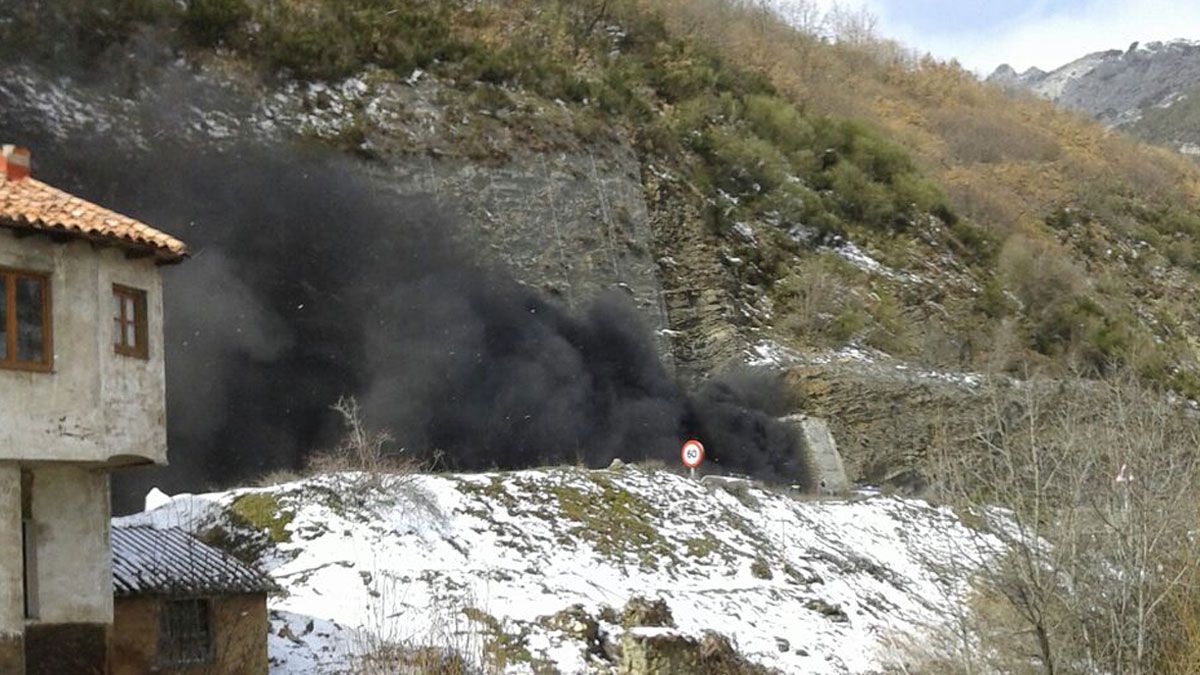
[111,594,268,675]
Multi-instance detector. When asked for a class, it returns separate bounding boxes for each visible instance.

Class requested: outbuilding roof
[111,525,278,598]
[0,146,187,262]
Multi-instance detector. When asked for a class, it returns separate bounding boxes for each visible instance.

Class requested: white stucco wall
[0,464,21,637]
[26,465,112,624]
[0,230,167,466]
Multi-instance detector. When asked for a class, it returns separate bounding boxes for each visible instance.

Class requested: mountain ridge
[988,38,1200,147]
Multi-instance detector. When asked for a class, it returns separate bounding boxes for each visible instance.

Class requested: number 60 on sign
[681,439,704,473]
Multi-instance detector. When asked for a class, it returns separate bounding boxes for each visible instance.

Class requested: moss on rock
[550,475,675,569]
[230,492,295,543]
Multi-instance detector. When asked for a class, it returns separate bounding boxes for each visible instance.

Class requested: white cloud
[774,0,1200,76]
[881,0,1200,75]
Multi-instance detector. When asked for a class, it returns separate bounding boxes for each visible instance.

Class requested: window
[0,268,51,371]
[112,284,148,359]
[158,598,212,666]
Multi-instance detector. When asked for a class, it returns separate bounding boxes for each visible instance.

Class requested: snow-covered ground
[119,467,994,673]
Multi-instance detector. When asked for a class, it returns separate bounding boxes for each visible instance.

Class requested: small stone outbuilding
[110,525,277,675]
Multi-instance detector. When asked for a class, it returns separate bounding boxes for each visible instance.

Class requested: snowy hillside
[118,467,994,674]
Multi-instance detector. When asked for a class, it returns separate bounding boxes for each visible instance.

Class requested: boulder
[620,596,674,629]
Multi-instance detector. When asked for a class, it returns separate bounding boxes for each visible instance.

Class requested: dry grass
[348,573,486,674]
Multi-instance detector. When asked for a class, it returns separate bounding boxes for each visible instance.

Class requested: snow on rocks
[143,487,173,512]
[256,77,373,140]
[824,240,922,284]
[745,339,984,390]
[745,340,804,368]
[120,468,995,674]
[0,66,131,140]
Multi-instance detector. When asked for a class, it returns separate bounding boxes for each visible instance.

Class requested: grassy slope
[14,0,1200,394]
[663,1,1200,387]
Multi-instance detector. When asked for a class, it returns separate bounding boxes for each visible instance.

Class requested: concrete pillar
[0,463,25,674]
[25,465,112,674]
[785,415,850,495]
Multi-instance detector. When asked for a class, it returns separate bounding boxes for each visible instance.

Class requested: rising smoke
[3,63,811,514]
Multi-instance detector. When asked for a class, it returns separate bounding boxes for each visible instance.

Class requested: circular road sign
[681,439,705,469]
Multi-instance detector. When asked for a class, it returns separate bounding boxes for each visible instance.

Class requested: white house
[0,145,186,674]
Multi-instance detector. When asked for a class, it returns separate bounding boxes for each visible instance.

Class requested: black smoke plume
[3,79,811,516]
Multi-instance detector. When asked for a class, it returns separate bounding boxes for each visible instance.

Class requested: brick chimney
[1,145,31,182]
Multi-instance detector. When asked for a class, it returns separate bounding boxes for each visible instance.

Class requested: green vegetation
[684,534,721,559]
[551,474,674,569]
[197,492,294,564]
[198,523,264,565]
[229,492,295,543]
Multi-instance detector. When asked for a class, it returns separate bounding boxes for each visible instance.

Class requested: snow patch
[124,469,997,674]
[745,340,803,368]
[825,240,921,283]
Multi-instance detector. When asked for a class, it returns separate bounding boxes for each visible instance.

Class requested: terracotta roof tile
[0,176,187,261]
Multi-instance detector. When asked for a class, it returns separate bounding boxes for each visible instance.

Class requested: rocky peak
[988,37,1200,152]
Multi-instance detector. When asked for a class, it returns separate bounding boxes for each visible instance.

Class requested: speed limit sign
[681,439,705,471]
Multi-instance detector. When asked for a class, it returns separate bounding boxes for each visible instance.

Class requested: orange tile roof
[0,175,187,262]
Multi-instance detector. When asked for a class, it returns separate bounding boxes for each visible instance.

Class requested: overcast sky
[784,0,1200,75]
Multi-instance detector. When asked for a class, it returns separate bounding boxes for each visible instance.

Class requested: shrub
[775,254,865,347]
[306,396,420,488]
[827,161,899,230]
[248,1,464,80]
[704,127,792,196]
[864,290,912,355]
[742,94,815,152]
[182,0,249,47]
[929,107,1061,164]
[998,235,1087,314]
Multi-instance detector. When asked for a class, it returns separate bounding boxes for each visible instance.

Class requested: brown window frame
[0,267,52,373]
[112,284,149,360]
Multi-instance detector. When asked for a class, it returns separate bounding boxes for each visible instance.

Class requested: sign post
[681,439,705,479]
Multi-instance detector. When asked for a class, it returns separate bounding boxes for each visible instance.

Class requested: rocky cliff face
[2,49,781,506]
[0,61,674,354]
[0,50,769,381]
[989,39,1200,152]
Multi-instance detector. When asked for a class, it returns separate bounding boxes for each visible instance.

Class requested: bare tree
[927,374,1200,674]
[826,2,878,46]
[307,396,418,488]
[772,0,827,37]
